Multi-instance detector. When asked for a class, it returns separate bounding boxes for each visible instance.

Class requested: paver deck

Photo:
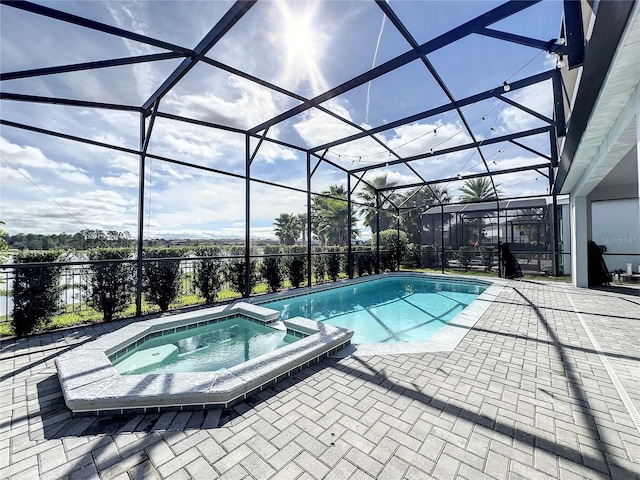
[1,279,639,479]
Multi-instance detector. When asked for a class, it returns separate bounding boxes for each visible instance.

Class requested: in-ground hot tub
[56,302,353,415]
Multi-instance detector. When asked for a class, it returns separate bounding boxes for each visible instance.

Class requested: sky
[0,0,565,240]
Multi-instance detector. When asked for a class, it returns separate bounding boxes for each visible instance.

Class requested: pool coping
[55,302,353,415]
[252,271,507,356]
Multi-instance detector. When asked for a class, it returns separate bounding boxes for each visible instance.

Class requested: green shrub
[372,229,408,272]
[313,251,326,283]
[439,246,452,268]
[288,255,306,288]
[226,258,256,297]
[327,247,341,281]
[85,248,136,322]
[457,246,474,271]
[194,246,224,303]
[142,247,185,311]
[342,247,353,278]
[225,245,258,297]
[12,251,62,337]
[420,245,438,268]
[258,246,282,293]
[355,249,374,277]
[402,243,421,268]
[481,246,495,271]
[260,258,283,293]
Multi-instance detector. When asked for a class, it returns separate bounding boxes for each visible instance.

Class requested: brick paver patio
[1,279,639,479]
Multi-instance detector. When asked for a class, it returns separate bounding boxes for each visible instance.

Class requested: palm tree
[356,174,398,235]
[459,177,501,202]
[273,213,301,245]
[296,213,307,244]
[400,185,451,244]
[459,178,502,245]
[311,185,359,246]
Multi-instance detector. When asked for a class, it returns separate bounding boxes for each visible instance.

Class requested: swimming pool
[259,273,498,349]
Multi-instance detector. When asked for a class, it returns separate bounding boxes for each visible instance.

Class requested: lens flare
[277,0,328,96]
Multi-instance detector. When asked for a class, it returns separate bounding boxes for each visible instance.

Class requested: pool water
[261,277,486,344]
[112,317,299,375]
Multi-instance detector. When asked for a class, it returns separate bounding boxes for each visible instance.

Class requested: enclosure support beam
[396,207,401,271]
[496,203,502,278]
[2,0,193,55]
[552,191,560,276]
[563,0,585,68]
[142,1,256,114]
[311,71,554,154]
[440,205,445,274]
[306,152,313,287]
[136,115,146,317]
[510,138,552,162]
[549,129,559,168]
[136,100,159,317]
[552,70,567,137]
[0,119,141,155]
[249,128,270,166]
[379,162,551,193]
[476,27,569,54]
[249,0,540,135]
[376,191,381,274]
[1,52,185,81]
[245,135,251,297]
[350,126,552,175]
[497,95,555,125]
[0,92,144,112]
[347,175,353,279]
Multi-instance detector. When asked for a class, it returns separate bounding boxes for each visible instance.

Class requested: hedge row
[9,241,496,336]
[8,246,391,337]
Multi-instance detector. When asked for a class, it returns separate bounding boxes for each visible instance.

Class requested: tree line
[3,177,498,253]
[273,176,499,246]
[6,229,134,251]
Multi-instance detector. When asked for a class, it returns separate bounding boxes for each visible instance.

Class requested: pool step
[114,344,178,375]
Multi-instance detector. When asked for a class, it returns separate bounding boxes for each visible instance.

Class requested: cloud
[1,163,33,182]
[254,141,298,164]
[149,105,297,168]
[0,137,94,185]
[93,110,140,149]
[107,154,139,174]
[156,129,229,161]
[155,163,193,181]
[497,80,553,133]
[386,121,470,158]
[101,172,139,188]
[134,174,311,240]
[293,102,361,148]
[164,76,283,130]
[1,189,138,234]
[293,101,473,180]
[106,1,156,100]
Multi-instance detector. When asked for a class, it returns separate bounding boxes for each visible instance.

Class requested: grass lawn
[0,271,573,338]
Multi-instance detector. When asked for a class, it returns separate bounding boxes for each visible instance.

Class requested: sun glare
[283,16,316,59]
[277,0,328,95]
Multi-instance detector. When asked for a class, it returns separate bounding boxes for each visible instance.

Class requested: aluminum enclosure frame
[0,0,586,304]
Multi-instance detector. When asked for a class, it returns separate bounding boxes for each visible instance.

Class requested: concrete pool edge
[55,303,353,415]
[252,272,507,357]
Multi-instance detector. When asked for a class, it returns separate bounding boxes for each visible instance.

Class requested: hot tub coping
[55,305,352,415]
